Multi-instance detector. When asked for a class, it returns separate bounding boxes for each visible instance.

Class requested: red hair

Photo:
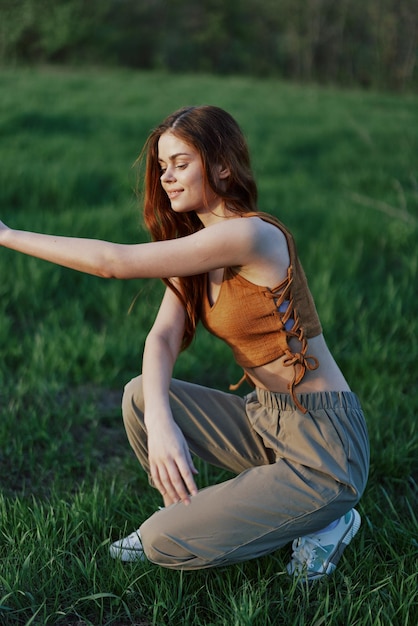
[139,105,258,349]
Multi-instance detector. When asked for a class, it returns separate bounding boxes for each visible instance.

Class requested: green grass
[0,66,417,625]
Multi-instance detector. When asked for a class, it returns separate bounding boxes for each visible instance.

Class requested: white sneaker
[286,509,361,581]
[109,529,146,562]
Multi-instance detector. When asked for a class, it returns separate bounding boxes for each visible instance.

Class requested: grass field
[0,66,417,625]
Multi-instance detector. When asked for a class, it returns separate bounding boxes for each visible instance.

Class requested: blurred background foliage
[0,0,416,91]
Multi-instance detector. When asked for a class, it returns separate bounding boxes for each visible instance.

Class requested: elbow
[95,253,126,279]
[97,267,118,279]
[93,264,117,279]
[144,332,161,352]
[144,331,179,363]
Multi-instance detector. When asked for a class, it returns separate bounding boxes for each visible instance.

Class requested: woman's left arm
[0,217,262,279]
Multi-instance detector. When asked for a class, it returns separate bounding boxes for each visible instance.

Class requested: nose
[160,166,176,183]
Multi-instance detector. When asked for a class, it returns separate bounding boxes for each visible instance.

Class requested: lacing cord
[282,347,319,413]
[229,267,319,413]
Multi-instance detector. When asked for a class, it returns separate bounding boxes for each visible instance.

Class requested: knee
[140,512,195,569]
[140,514,176,567]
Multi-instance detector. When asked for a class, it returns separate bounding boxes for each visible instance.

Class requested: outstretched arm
[0,217,262,279]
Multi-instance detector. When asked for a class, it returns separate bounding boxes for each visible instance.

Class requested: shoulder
[162,213,290,276]
[192,216,263,261]
[203,214,286,246]
[232,215,291,283]
[209,215,290,262]
[238,215,289,256]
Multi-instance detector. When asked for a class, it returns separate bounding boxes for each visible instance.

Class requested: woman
[0,105,369,579]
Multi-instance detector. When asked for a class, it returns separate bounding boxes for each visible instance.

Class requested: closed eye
[159,163,188,175]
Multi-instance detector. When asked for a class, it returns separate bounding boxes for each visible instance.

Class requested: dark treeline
[1,0,417,90]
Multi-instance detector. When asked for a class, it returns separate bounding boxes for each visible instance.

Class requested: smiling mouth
[167,190,183,199]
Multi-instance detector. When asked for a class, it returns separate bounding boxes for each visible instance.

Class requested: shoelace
[291,536,325,569]
[118,530,142,548]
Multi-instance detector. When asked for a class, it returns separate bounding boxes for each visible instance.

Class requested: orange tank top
[200,213,322,412]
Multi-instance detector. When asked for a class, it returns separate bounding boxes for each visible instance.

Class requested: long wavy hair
[139,105,259,349]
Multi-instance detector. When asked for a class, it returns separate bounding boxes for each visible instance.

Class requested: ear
[217,164,230,180]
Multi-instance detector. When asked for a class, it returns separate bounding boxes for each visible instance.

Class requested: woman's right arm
[142,283,198,506]
[0,216,264,280]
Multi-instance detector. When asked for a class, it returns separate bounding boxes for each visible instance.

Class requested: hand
[147,416,198,506]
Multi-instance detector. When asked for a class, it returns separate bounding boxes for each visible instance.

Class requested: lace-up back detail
[200,213,322,413]
[265,267,320,408]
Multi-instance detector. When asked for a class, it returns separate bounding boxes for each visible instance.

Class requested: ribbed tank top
[200,213,322,412]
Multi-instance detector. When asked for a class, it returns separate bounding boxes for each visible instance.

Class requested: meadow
[0,67,417,625]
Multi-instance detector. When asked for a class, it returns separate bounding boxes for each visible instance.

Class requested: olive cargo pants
[122,375,369,570]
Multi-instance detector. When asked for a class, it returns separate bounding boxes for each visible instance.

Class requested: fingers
[151,458,198,506]
[177,456,199,499]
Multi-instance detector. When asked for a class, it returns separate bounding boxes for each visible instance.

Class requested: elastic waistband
[255,388,362,413]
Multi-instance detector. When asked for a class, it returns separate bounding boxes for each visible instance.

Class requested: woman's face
[158,132,222,218]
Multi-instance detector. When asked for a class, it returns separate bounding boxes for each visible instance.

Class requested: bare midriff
[243,334,351,395]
